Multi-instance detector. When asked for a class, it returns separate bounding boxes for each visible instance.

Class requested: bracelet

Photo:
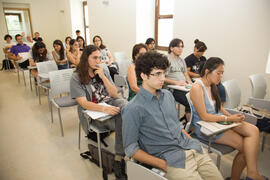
[222,115,228,122]
[102,106,104,113]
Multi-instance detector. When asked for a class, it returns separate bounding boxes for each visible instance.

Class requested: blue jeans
[58,64,68,70]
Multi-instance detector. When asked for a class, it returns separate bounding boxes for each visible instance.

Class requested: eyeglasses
[150,71,166,78]
[94,40,101,42]
[92,56,101,61]
[176,45,184,48]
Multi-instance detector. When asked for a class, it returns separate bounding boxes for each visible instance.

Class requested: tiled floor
[0,70,269,180]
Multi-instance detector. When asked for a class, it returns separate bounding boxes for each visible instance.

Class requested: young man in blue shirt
[122,51,223,180]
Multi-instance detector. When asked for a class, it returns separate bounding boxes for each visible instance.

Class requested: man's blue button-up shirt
[122,88,202,168]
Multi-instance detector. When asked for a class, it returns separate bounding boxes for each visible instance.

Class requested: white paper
[18,52,31,63]
[197,121,241,135]
[83,102,112,121]
[167,85,190,92]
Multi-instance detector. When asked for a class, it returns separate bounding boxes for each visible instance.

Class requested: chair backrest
[249,74,267,99]
[223,79,241,109]
[114,74,127,87]
[114,51,131,76]
[49,69,74,98]
[36,60,58,74]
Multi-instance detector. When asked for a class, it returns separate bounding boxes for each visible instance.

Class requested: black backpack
[1,59,14,70]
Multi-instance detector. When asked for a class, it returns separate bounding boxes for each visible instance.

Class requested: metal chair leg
[38,86,41,104]
[97,132,103,168]
[78,121,81,149]
[17,68,20,83]
[216,155,221,170]
[50,101,53,124]
[58,108,64,136]
[22,70,26,86]
[29,70,32,91]
[261,132,266,152]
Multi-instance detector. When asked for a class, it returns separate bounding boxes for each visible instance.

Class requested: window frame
[154,0,174,51]
[83,1,89,44]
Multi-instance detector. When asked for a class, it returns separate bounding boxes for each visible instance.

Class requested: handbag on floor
[240,104,270,133]
[80,144,115,180]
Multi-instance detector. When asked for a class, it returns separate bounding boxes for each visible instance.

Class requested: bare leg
[215,122,265,180]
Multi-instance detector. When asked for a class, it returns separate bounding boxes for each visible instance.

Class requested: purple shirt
[10,44,30,56]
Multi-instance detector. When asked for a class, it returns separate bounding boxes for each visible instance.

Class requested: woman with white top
[190,57,267,180]
[52,40,68,70]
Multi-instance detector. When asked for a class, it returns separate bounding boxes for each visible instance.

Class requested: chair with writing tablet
[185,93,235,169]
[186,92,257,169]
[78,105,113,170]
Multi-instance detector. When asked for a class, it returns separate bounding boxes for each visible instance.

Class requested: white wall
[136,0,155,44]
[174,0,270,102]
[69,0,84,39]
[87,0,136,59]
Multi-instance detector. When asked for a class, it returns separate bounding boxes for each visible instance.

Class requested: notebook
[83,102,112,121]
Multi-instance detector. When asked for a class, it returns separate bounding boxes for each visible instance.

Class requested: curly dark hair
[135,51,170,81]
[200,57,224,113]
[76,45,100,84]
[53,40,65,60]
[32,41,47,62]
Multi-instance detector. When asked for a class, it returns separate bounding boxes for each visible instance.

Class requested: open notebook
[83,102,112,121]
[197,121,241,136]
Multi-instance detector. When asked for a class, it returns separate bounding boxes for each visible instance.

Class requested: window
[4,8,33,39]
[83,1,90,45]
[155,0,174,51]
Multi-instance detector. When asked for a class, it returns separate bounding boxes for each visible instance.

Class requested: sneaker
[113,159,127,180]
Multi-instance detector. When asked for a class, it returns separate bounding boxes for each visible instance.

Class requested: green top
[128,79,142,101]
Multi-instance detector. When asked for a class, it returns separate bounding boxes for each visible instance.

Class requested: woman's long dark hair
[53,40,65,60]
[76,45,100,84]
[76,36,85,49]
[200,57,224,112]
[93,35,106,49]
[69,39,76,52]
[32,41,47,62]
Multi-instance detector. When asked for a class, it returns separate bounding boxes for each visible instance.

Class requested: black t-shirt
[185,53,206,75]
[33,37,43,42]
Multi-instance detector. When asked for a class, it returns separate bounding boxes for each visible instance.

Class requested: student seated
[76,36,85,51]
[165,38,192,121]
[29,41,50,78]
[3,34,16,70]
[33,32,43,42]
[127,43,147,101]
[185,39,207,79]
[52,40,68,70]
[145,38,155,51]
[70,45,127,180]
[122,51,223,180]
[93,35,118,81]
[66,39,81,68]
[8,34,31,70]
[190,57,268,180]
